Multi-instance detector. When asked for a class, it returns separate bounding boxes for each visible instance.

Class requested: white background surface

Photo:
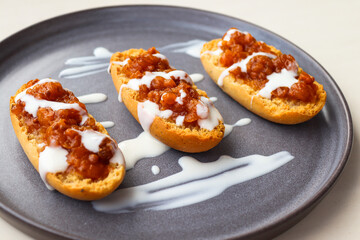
[1,0,359,239]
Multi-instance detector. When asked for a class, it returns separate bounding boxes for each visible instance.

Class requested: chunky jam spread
[123,47,205,127]
[11,80,117,180]
[220,28,318,102]
[122,47,173,79]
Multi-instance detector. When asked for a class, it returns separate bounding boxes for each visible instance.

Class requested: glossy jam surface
[122,47,172,79]
[12,80,116,180]
[124,48,205,127]
[220,28,318,102]
[220,30,275,67]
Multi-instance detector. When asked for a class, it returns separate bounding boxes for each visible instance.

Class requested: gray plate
[0,5,353,240]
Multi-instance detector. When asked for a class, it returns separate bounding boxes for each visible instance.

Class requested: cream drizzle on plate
[77,93,107,104]
[55,45,296,214]
[99,121,115,129]
[158,39,206,58]
[189,73,204,83]
[224,118,252,137]
[59,47,112,79]
[118,131,170,170]
[151,165,160,175]
[93,151,294,213]
[59,43,207,79]
[117,118,251,170]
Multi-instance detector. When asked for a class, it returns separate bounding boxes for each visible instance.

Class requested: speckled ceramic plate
[0,5,353,240]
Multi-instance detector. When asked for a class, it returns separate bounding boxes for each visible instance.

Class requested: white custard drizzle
[137,96,222,132]
[59,45,206,79]
[258,69,298,99]
[217,52,276,86]
[197,97,223,131]
[75,130,107,153]
[118,70,193,102]
[39,133,124,190]
[209,97,218,102]
[250,96,255,109]
[175,115,185,126]
[109,147,126,166]
[201,41,224,56]
[175,89,187,105]
[158,39,206,58]
[151,165,160,175]
[118,132,170,170]
[39,146,69,190]
[137,100,173,132]
[117,116,251,172]
[189,73,204,83]
[223,28,248,41]
[60,63,109,79]
[100,121,115,128]
[78,93,107,104]
[196,101,209,119]
[59,47,113,78]
[108,58,130,73]
[152,53,167,60]
[224,118,252,137]
[15,79,88,124]
[92,151,293,213]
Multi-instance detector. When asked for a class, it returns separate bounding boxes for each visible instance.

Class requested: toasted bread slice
[10,79,125,200]
[201,29,326,124]
[110,48,224,153]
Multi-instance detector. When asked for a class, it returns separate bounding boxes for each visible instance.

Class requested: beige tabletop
[1,0,359,239]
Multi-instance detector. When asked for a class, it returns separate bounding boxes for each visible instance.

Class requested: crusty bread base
[110,49,225,153]
[200,39,327,124]
[10,86,125,201]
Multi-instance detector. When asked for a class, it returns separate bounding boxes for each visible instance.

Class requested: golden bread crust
[200,39,327,124]
[10,83,125,201]
[110,49,225,152]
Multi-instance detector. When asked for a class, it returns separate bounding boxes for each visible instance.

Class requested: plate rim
[0,4,353,240]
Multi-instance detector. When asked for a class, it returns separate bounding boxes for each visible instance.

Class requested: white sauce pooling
[258,69,298,99]
[175,115,185,126]
[197,97,223,131]
[137,100,173,132]
[109,147,126,166]
[75,130,107,153]
[78,93,107,104]
[115,117,246,172]
[92,151,294,213]
[118,132,170,170]
[38,146,69,190]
